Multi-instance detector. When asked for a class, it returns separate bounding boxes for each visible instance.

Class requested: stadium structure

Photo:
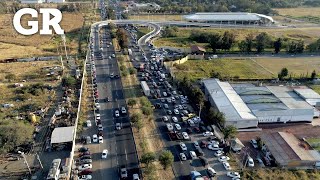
[183,12,274,25]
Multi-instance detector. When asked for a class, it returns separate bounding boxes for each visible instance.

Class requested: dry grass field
[254,57,320,77]
[274,8,320,17]
[0,13,84,60]
[129,14,183,21]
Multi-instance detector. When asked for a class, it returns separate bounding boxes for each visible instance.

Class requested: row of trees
[278,68,317,80]
[190,30,309,54]
[129,97,154,131]
[116,28,129,49]
[141,150,174,170]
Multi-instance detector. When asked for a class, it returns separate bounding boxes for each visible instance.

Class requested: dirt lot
[274,7,320,17]
[0,13,84,60]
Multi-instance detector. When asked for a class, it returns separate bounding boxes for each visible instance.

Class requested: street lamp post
[18,151,31,175]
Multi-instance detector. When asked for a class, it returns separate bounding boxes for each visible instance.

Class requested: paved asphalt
[83,24,139,180]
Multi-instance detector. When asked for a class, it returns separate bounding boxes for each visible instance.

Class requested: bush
[128,67,137,75]
[121,70,128,77]
[62,76,77,87]
[140,97,152,107]
[142,106,153,116]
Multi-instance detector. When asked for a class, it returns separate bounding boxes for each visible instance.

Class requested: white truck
[128,48,132,56]
[141,81,150,96]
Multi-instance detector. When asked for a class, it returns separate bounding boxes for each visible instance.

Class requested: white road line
[125,148,128,161]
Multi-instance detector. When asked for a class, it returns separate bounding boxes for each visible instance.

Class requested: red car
[98,130,103,137]
[78,169,93,175]
[193,127,201,133]
[79,151,90,157]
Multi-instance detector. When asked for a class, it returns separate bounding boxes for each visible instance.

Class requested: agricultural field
[254,57,320,77]
[242,168,320,180]
[274,8,320,17]
[129,14,183,21]
[171,57,319,81]
[151,27,320,48]
[0,12,85,60]
[171,59,273,81]
[306,138,320,151]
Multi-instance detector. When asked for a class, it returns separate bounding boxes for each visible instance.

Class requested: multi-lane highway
[85,23,139,180]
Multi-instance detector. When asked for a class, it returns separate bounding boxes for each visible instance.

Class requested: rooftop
[294,88,320,99]
[183,12,274,22]
[203,79,257,120]
[51,126,75,144]
[262,132,320,166]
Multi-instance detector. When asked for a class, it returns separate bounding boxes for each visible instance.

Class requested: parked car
[227,172,240,178]
[195,147,204,156]
[214,150,223,157]
[133,174,140,180]
[189,151,197,159]
[78,169,93,176]
[180,153,187,161]
[114,110,120,117]
[98,124,103,131]
[86,120,92,127]
[207,167,216,177]
[162,116,169,122]
[98,136,103,144]
[247,156,255,167]
[79,175,92,180]
[78,164,92,171]
[102,149,108,159]
[174,124,181,130]
[80,155,91,160]
[179,142,187,151]
[223,162,231,170]
[92,134,98,143]
[172,116,178,123]
[203,131,214,136]
[121,107,127,114]
[120,166,128,179]
[218,156,230,162]
[78,147,89,152]
[80,159,92,164]
[116,123,121,130]
[250,139,258,149]
[182,132,190,140]
[166,123,174,131]
[193,141,200,149]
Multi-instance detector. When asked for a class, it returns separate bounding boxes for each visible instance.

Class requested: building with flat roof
[21,0,43,3]
[262,132,320,168]
[183,12,274,25]
[202,79,319,129]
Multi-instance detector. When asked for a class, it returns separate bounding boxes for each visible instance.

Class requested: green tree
[141,152,156,167]
[158,150,174,170]
[0,121,33,153]
[62,76,76,87]
[142,106,153,116]
[206,107,226,126]
[238,40,247,53]
[128,67,137,75]
[140,97,152,107]
[223,125,238,140]
[127,98,137,107]
[274,38,282,54]
[108,22,116,31]
[130,112,142,124]
[221,31,236,51]
[120,65,126,71]
[296,40,305,53]
[255,32,271,53]
[311,70,317,79]
[245,34,254,53]
[208,33,221,53]
[278,67,288,80]
[135,118,144,131]
[121,70,128,77]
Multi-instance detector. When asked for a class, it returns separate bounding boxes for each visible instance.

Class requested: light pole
[18,151,31,175]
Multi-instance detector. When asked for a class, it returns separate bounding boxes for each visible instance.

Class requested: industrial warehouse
[183,12,274,25]
[202,79,320,129]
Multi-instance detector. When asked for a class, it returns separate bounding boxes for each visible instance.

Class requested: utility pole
[61,34,68,60]
[18,151,31,175]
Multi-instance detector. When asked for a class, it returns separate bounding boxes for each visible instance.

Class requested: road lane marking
[125,148,128,161]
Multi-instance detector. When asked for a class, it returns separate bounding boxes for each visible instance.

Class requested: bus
[47,159,61,180]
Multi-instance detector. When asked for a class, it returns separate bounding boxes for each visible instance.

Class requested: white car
[98,136,103,144]
[172,91,177,95]
[223,162,231,170]
[121,107,127,114]
[96,114,101,120]
[173,109,179,115]
[208,144,220,151]
[79,175,92,180]
[166,123,174,131]
[115,110,120,117]
[193,141,200,149]
[112,54,115,58]
[189,151,197,159]
[95,103,100,109]
[247,157,255,167]
[133,174,140,180]
[92,134,98,143]
[163,92,167,96]
[102,149,108,159]
[203,131,214,136]
[179,142,187,151]
[187,119,195,126]
[116,123,121,130]
[206,167,216,177]
[167,98,172,103]
[174,124,181,130]
[180,153,187,161]
[164,104,169,109]
[178,105,183,110]
[98,124,103,131]
[162,116,169,122]
[227,172,240,178]
[78,164,92,171]
[214,150,223,157]
[182,132,190,140]
[250,139,258,149]
[86,120,92,127]
[218,156,230,162]
[172,116,178,123]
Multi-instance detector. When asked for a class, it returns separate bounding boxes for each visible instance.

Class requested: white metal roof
[203,79,256,120]
[183,12,274,22]
[51,126,75,144]
[294,88,320,99]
